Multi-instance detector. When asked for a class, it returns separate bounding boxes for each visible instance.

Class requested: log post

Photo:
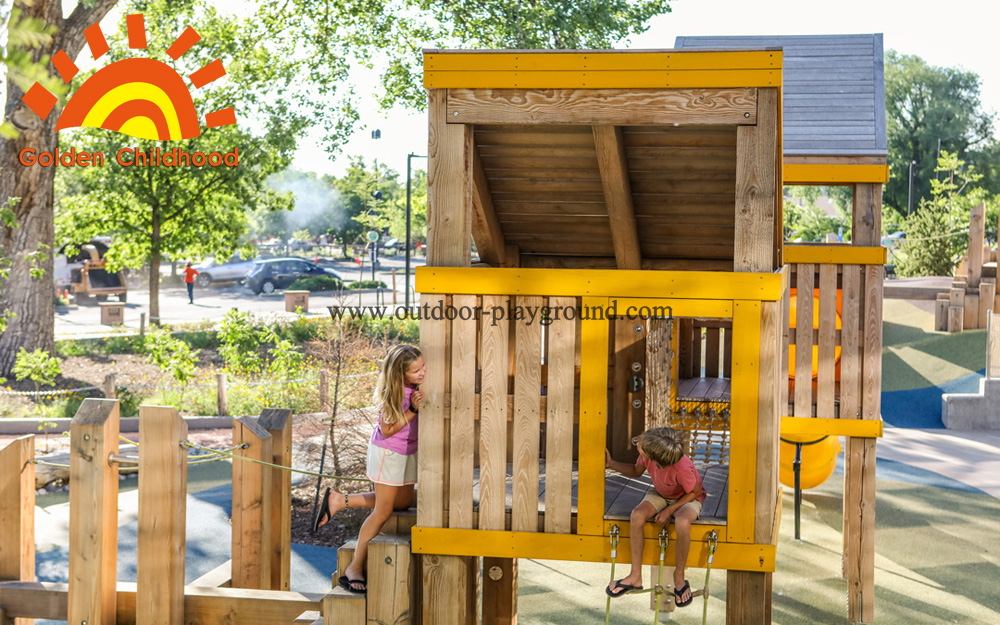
[217,372,228,416]
[231,417,273,590]
[256,409,293,592]
[103,373,116,399]
[0,435,35,625]
[68,399,120,625]
[139,312,146,337]
[136,406,188,625]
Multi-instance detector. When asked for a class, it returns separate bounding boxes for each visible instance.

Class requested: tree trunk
[149,213,161,324]
[0,0,120,376]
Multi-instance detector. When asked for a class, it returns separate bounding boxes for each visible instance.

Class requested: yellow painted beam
[728,301,762,545]
[425,70,781,89]
[416,267,785,301]
[784,245,887,266]
[784,164,890,185]
[424,50,782,72]
[410,527,777,572]
[576,299,609,536]
[781,416,883,438]
[610,297,732,320]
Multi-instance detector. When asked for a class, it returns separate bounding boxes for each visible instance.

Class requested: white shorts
[366,444,417,486]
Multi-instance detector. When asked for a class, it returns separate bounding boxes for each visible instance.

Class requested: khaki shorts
[366,444,417,486]
[641,489,703,519]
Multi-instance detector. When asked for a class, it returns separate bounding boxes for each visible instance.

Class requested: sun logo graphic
[20,14,235,141]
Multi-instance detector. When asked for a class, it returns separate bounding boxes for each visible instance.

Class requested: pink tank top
[370,385,418,455]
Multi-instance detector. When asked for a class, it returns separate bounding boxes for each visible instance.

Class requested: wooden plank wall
[0,435,34,625]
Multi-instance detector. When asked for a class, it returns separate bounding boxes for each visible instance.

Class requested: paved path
[878,427,1000,500]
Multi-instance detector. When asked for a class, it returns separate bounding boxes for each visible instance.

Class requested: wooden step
[292,609,320,623]
[321,587,365,624]
[333,535,416,624]
[336,539,357,582]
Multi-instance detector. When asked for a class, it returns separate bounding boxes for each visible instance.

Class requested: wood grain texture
[734,88,778,273]
[428,89,473,267]
[231,417,273,590]
[421,555,478,625]
[726,571,772,625]
[322,588,365,625]
[592,125,641,269]
[68,399,119,625]
[481,557,517,625]
[969,202,985,287]
[137,406,188,625]
[705,326,721,377]
[257,408,293,592]
[645,318,672,430]
[816,264,838,418]
[755,301,780,544]
[851,184,882,246]
[418,295,449,528]
[472,146,507,266]
[448,88,757,125]
[0,434,34,624]
[979,279,995,328]
[844,437,876,623]
[449,294,477,529]
[611,318,644,463]
[794,264,815,417]
[862,265,883,420]
[965,293,980,330]
[367,534,415,625]
[545,297,578,534]
[840,266,861,419]
[948,306,964,333]
[512,296,543,532]
[479,295,510,531]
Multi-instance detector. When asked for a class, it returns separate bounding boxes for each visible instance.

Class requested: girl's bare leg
[342,483,400,590]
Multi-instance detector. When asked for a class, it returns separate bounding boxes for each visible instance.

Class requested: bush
[347,280,387,290]
[289,275,343,292]
[274,315,327,343]
[143,329,199,385]
[218,309,271,373]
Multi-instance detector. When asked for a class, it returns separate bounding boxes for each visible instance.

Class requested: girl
[312,343,425,595]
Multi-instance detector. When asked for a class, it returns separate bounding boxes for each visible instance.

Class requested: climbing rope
[652,528,669,625]
[605,525,620,625]
[702,530,718,625]
[183,441,371,483]
[31,458,71,469]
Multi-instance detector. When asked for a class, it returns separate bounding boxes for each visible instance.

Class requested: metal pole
[793,442,802,540]
[907,161,916,215]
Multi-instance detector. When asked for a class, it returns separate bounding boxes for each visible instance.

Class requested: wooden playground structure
[934,202,998,332]
[1,38,888,625]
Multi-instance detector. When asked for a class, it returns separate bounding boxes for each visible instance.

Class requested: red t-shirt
[637,454,707,503]
[184,267,199,283]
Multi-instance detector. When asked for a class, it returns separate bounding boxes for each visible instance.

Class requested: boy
[605,427,705,607]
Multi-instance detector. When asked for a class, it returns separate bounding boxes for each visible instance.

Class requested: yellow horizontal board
[784,245,887,266]
[425,69,781,89]
[416,267,784,301]
[784,164,890,185]
[611,297,732,319]
[780,416,883,438]
[424,50,782,72]
[411,527,777,572]
[602,521,724,542]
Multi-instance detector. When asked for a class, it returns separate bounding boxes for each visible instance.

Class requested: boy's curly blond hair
[637,427,683,467]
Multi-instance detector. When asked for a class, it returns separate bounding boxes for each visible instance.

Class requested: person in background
[184,261,199,304]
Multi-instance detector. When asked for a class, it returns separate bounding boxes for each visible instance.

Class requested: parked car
[194,253,264,287]
[245,257,343,295]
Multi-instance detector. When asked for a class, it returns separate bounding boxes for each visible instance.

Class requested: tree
[54,0,305,323]
[884,51,995,217]
[1,0,118,374]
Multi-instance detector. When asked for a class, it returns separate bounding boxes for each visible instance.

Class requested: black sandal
[312,487,332,533]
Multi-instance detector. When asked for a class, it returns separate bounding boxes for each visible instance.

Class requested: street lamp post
[907,160,917,215]
[405,153,427,310]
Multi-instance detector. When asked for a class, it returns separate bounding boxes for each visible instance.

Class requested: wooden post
[217,372,228,416]
[980,279,996,328]
[139,312,146,337]
[965,290,980,330]
[318,369,329,415]
[136,406,188,625]
[257,409,293,592]
[935,294,950,332]
[0,435,34,625]
[367,535,416,624]
[322,588,365,624]
[482,557,516,625]
[988,313,1000,380]
[948,306,965,333]
[968,202,985,288]
[231,417,273,590]
[68,399,120,625]
[422,554,477,625]
[103,373,116,399]
[727,569,772,625]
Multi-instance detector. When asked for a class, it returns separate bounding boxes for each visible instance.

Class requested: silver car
[194,254,263,287]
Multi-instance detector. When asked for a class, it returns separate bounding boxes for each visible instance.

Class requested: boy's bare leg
[609,501,657,594]
[672,505,700,604]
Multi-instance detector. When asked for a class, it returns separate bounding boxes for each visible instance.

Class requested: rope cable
[183,441,371,483]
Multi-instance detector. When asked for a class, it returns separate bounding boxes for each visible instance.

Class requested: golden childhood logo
[19,13,239,168]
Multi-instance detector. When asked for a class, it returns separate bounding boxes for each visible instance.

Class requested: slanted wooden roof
[674,34,887,158]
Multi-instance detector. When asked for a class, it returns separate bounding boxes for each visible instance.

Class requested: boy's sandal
[606,579,643,598]
[674,580,693,607]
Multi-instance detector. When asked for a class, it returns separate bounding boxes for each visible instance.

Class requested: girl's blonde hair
[374,344,422,426]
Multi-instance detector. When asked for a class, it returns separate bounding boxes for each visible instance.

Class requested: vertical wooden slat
[449,294,477,530]
[68,399,119,625]
[678,318,694,379]
[816,264,838,418]
[545,297,577,534]
[724,322,734,379]
[729,301,761,544]
[705,327,721,378]
[989,313,1000,379]
[231,417,273,590]
[862,265,883,421]
[479,295,510,531]
[426,89,473,267]
[0,435,34,625]
[734,87,778,273]
[794,264,815,417]
[422,554,478,625]
[691,323,703,378]
[482,557,517,625]
[578,297,610,537]
[844,437,877,623]
[645,318,671,429]
[257,408,293,592]
[418,295,449,529]
[754,301,780,544]
[137,405,187,625]
[611,319,643,462]
[968,202,985,287]
[979,278,995,328]
[840,266,862,420]
[727,570,772,625]
[513,295,543,532]
[780,285,790,413]
[852,184,882,247]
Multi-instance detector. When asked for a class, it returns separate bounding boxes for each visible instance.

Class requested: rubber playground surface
[29,298,1000,624]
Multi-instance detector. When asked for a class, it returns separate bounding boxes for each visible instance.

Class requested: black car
[245,258,342,295]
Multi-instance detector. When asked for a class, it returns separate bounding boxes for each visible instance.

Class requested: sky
[294,0,1000,180]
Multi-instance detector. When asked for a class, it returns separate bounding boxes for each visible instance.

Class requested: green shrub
[344,316,419,342]
[274,315,327,343]
[347,280,387,290]
[13,348,62,399]
[289,275,343,292]
[218,309,271,373]
[143,329,199,385]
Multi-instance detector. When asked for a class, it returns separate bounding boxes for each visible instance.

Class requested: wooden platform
[677,377,731,402]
